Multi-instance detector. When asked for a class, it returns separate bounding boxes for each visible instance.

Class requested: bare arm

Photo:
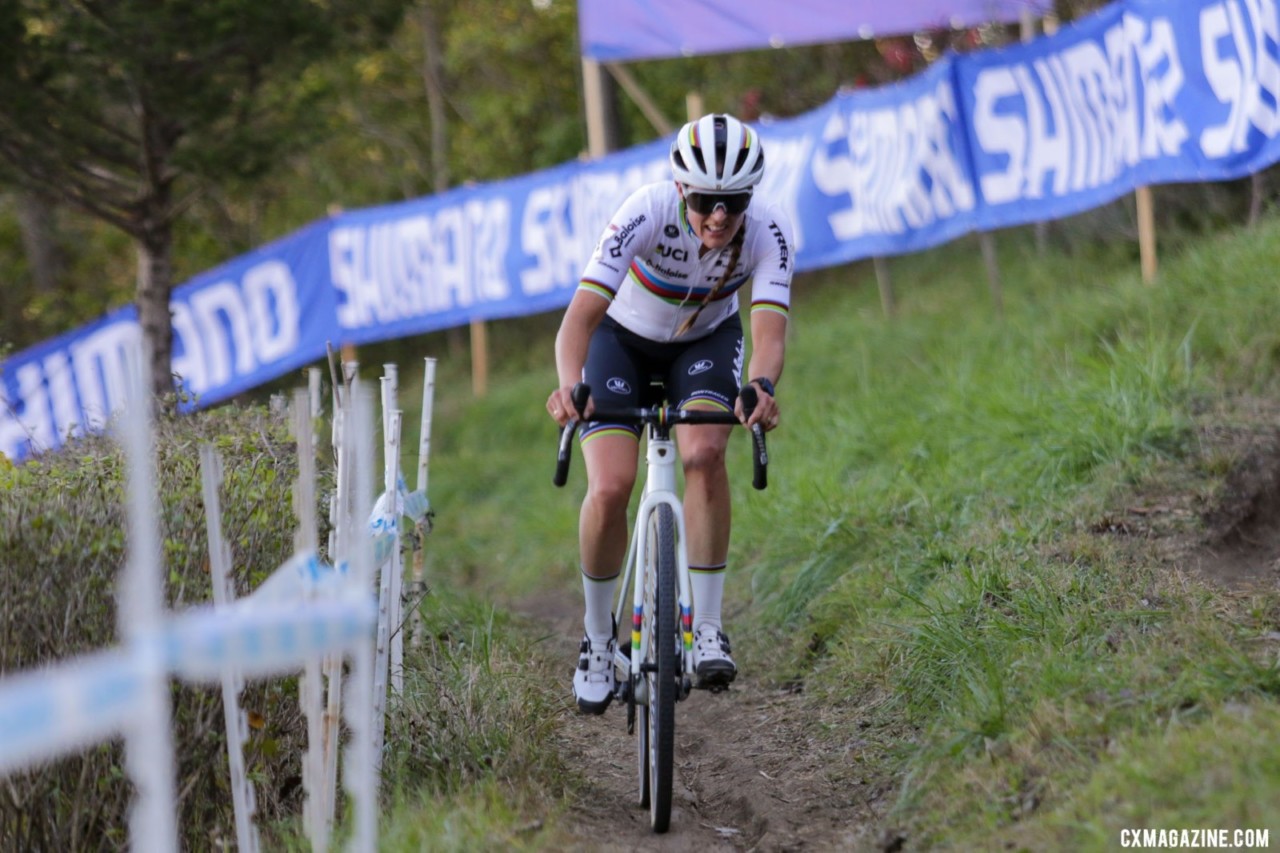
[548,291,610,425]
[738,310,787,430]
[747,310,786,390]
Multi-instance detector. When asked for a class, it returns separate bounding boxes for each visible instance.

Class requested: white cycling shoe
[573,634,616,714]
[693,626,737,689]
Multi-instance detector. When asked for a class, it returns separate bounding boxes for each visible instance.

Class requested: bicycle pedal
[696,680,732,694]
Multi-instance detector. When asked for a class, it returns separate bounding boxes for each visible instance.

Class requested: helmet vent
[669,113,765,193]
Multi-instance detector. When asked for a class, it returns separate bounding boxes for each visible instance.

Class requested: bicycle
[553,380,768,832]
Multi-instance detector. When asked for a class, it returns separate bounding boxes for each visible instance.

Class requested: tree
[325,0,586,194]
[0,0,411,400]
[12,190,64,297]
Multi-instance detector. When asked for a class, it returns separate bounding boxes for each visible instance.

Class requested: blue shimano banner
[781,55,981,267]
[959,0,1280,228]
[3,0,1279,461]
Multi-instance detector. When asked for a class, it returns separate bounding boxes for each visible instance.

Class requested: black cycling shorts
[580,313,744,442]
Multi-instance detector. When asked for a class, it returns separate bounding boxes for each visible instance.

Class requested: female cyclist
[547,113,795,714]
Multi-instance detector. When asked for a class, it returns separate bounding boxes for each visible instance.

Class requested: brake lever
[739,385,768,490]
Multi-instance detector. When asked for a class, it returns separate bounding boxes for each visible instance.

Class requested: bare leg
[579,432,640,578]
[677,422,738,685]
[578,431,639,641]
[676,423,732,568]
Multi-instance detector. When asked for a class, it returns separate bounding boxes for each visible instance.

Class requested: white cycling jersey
[578,182,795,342]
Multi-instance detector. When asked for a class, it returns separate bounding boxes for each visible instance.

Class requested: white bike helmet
[669,113,765,192]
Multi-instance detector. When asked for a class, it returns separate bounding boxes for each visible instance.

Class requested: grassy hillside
[381,212,1280,848]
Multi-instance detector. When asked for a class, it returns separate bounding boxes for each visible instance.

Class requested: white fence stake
[119,366,179,853]
[346,380,380,853]
[382,365,405,697]
[321,360,359,837]
[309,367,323,423]
[372,372,401,769]
[199,446,260,853]
[291,389,327,852]
[416,358,436,509]
[388,407,404,700]
[0,365,381,852]
[410,357,437,649]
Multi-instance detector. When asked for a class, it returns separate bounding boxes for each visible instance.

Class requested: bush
[0,403,325,850]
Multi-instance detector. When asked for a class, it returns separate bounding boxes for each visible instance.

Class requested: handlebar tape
[553,383,591,487]
[739,385,768,490]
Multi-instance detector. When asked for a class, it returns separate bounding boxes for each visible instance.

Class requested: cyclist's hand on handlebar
[547,385,591,427]
[736,382,780,432]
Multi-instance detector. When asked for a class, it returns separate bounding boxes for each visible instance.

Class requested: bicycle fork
[613,433,695,708]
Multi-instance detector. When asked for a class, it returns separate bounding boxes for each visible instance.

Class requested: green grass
[265,585,573,851]
[369,215,1280,847]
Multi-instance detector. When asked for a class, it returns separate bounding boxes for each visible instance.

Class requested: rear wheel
[644,503,678,832]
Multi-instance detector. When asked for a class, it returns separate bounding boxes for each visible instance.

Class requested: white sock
[690,562,727,632]
[582,568,619,642]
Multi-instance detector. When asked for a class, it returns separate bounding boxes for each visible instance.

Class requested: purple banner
[579,0,1054,62]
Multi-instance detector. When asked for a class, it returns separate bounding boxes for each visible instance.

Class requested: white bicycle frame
[612,428,694,694]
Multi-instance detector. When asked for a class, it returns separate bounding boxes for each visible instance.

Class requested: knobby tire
[646,503,678,832]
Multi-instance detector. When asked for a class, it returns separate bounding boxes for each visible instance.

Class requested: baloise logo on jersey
[608,215,647,258]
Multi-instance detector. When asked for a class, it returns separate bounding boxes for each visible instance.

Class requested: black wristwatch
[751,377,776,397]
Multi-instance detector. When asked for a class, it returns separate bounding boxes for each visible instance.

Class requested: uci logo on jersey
[606,377,632,395]
[687,359,713,376]
[655,243,689,262]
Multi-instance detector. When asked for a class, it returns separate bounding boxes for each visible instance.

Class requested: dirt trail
[514,591,882,852]
[511,414,1280,851]
[1113,420,1280,593]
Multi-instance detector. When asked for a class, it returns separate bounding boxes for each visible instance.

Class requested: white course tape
[164,595,377,682]
[0,587,376,776]
[0,648,143,774]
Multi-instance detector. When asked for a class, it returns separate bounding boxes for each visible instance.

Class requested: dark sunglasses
[684,188,752,216]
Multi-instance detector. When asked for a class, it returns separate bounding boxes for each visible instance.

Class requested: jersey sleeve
[748,207,795,321]
[577,187,654,303]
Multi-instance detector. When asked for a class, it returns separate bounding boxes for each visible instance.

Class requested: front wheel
[643,503,678,832]
[636,696,650,808]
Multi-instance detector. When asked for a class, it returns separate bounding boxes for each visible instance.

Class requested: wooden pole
[582,58,611,159]
[1022,11,1049,256]
[974,230,1002,314]
[1249,172,1264,227]
[470,318,489,397]
[605,63,674,136]
[873,257,894,318]
[980,231,1005,318]
[1136,186,1158,283]
[686,91,704,123]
